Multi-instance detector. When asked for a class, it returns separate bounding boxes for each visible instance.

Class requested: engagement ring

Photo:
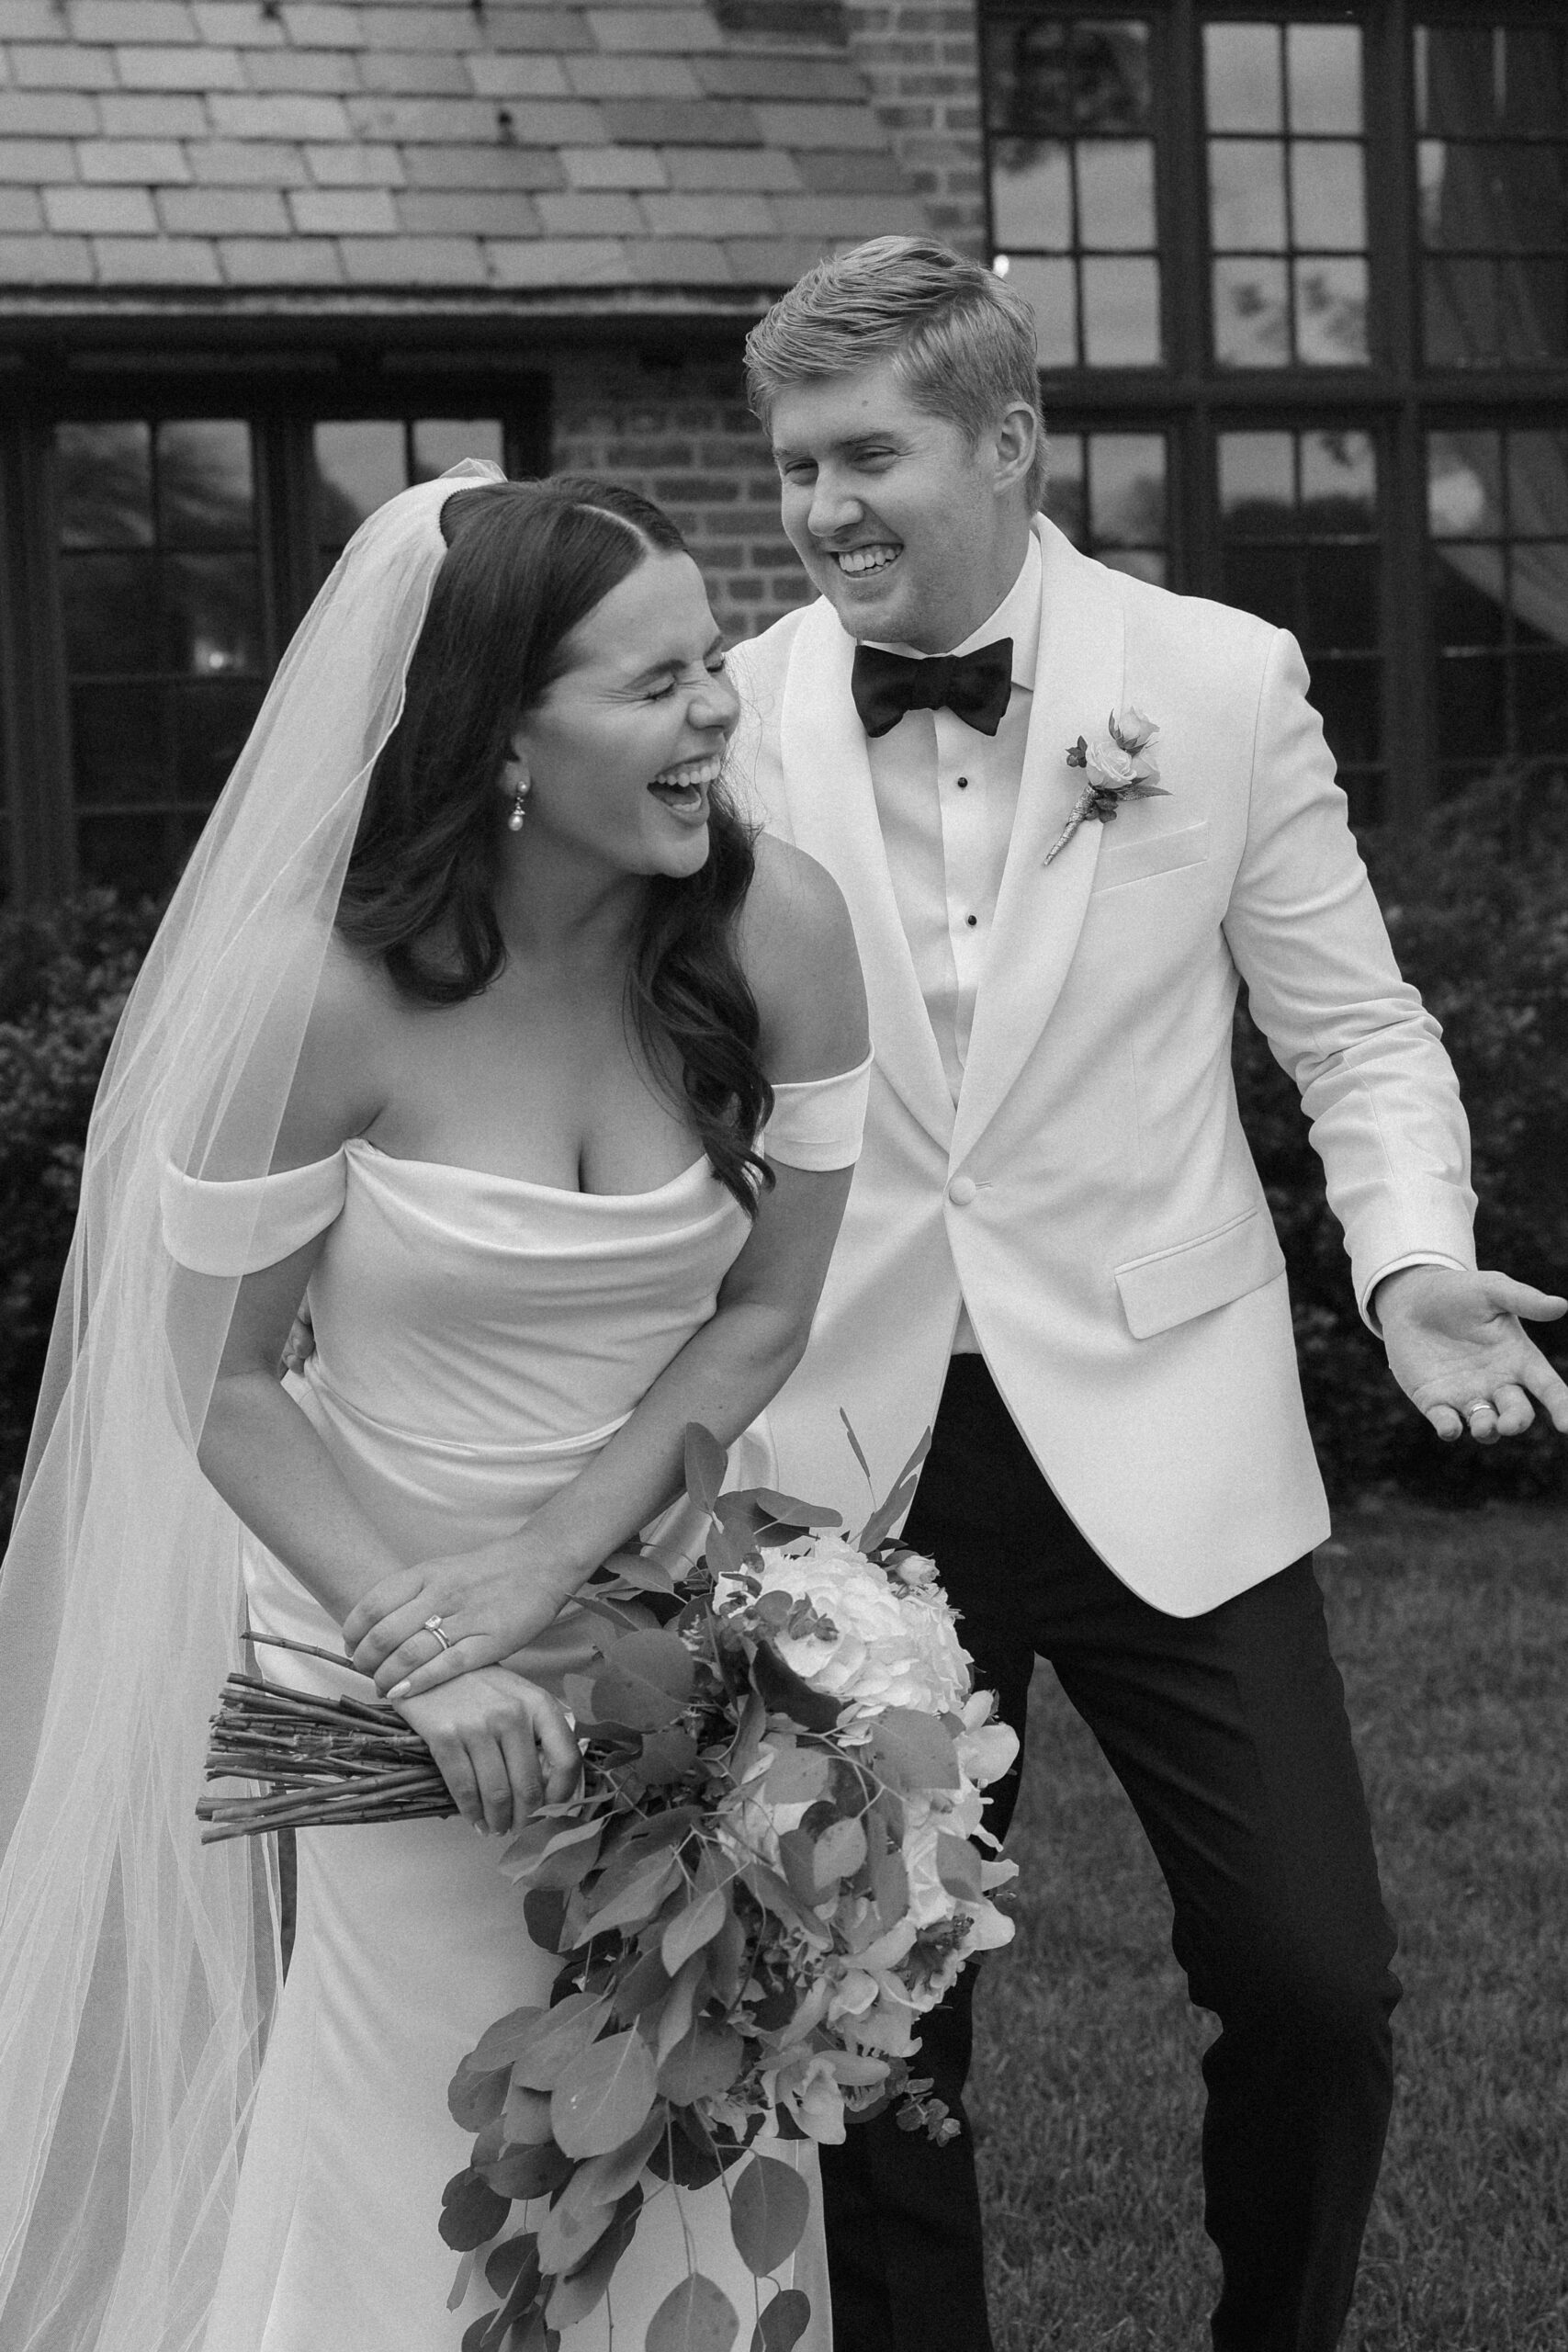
[422,1615,452,1651]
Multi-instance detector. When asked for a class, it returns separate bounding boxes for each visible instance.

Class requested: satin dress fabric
[166,1094,868,2352]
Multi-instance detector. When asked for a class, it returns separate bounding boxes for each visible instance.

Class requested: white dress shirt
[865,535,1042,1349]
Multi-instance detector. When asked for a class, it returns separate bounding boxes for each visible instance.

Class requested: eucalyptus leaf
[866,1707,960,1794]
[465,2005,547,2076]
[934,1829,982,1901]
[438,2165,513,2253]
[761,1746,832,1806]
[637,1725,701,1785]
[510,1990,614,2092]
[749,1488,841,1530]
[522,1886,570,1954]
[654,1950,708,2067]
[750,2285,812,2352]
[604,1628,697,1702]
[550,2026,659,2160]
[588,1668,688,1734]
[809,1815,867,1887]
[683,1424,728,1518]
[838,1408,873,1486]
[858,1425,932,1555]
[481,2138,572,2201]
[574,2110,666,2206]
[647,2271,740,2352]
[750,1643,841,1734]
[448,2059,511,2132]
[543,2187,640,2329]
[484,2233,540,2301]
[656,2018,745,2106]
[660,1886,728,1976]
[582,1849,682,1936]
[728,2154,810,2277]
[534,2165,618,2278]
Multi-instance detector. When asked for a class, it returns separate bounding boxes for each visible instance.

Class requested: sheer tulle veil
[0,461,504,2350]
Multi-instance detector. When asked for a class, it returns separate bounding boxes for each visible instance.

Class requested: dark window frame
[979,0,1568,830]
[0,358,549,906]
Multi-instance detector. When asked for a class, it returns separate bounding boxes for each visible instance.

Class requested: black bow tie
[850,639,1014,740]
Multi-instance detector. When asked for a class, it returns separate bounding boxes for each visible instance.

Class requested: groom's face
[769,359,1032,655]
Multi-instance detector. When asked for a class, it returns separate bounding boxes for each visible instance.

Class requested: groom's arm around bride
[726,235,1567,2352]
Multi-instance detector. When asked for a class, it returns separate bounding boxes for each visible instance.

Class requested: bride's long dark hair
[336,476,773,1212]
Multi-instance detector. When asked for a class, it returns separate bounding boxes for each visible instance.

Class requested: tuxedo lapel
[952,522,1127,1165]
[779,602,955,1148]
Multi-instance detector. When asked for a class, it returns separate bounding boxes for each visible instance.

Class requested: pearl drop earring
[507,776,530,832]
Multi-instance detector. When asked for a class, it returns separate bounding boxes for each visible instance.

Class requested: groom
[728,237,1568,2352]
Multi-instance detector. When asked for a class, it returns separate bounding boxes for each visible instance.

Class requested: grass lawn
[970,1502,1568,2352]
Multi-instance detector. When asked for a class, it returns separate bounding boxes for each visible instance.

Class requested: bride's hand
[396,1668,580,1837]
[344,1537,581,1699]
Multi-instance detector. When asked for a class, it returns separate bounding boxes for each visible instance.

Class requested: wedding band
[1464,1399,1494,1419]
[423,1614,452,1652]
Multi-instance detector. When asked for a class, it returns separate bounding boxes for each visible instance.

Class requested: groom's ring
[1464,1398,1494,1420]
[423,1614,453,1651]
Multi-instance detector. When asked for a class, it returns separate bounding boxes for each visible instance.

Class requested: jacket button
[947,1175,977,1206]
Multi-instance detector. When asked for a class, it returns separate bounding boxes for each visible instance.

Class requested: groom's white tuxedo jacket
[731,517,1478,1616]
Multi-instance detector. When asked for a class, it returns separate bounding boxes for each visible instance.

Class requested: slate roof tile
[0,0,931,300]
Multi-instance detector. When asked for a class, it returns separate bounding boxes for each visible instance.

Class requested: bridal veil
[0,461,503,2350]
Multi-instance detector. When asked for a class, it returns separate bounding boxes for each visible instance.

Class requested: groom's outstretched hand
[1374,1265,1568,1445]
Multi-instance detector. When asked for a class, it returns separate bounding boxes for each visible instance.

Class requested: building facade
[0,0,1563,903]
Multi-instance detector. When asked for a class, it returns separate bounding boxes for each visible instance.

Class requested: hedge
[2,772,1565,1536]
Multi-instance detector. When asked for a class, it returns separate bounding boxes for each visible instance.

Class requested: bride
[0,463,869,2351]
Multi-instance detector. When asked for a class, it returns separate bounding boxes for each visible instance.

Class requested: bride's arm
[348,842,870,1701]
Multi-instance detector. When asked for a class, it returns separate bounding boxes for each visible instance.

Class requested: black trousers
[820,1357,1399,2352]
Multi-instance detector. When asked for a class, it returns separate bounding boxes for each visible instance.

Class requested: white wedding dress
[162,1065,868,2352]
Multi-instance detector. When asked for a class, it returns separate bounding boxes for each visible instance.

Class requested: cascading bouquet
[199,1424,1018,2352]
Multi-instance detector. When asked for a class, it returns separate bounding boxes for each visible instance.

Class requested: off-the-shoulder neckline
[343,1135,717,1204]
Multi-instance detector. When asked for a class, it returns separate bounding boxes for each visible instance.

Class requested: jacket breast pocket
[1114,1205,1286,1340]
[1090,818,1211,894]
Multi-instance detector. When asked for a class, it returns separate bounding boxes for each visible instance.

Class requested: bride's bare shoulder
[739,833,868,1076]
[272,933,395,1162]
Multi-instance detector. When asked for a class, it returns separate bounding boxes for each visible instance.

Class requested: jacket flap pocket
[1091,818,1211,893]
[1114,1206,1286,1340]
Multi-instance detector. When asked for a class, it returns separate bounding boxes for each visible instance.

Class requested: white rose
[1113,704,1159,753]
[726,1540,971,1716]
[1084,735,1143,791]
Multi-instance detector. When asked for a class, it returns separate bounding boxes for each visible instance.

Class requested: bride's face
[511,550,739,883]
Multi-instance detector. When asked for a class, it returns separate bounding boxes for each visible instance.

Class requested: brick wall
[549,340,812,640]
[841,1,987,254]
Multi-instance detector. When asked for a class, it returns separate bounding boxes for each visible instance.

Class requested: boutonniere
[1045,707,1168,865]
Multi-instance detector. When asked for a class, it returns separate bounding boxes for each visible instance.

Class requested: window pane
[1516,650,1568,749]
[1289,143,1365,252]
[57,423,152,550]
[1088,433,1166,544]
[992,142,1073,248]
[1204,23,1281,132]
[1500,261,1568,363]
[1294,258,1370,364]
[1223,542,1301,631]
[1309,657,1382,763]
[1213,256,1290,366]
[1220,432,1294,523]
[1507,434,1568,537]
[1044,432,1087,543]
[1301,429,1377,519]
[164,553,264,678]
[1076,139,1156,247]
[412,419,504,481]
[1001,254,1077,367]
[1301,544,1379,647]
[156,422,254,550]
[1285,24,1362,134]
[1070,20,1152,133]
[314,422,407,543]
[1081,256,1161,363]
[60,553,162,674]
[1418,26,1495,137]
[1436,650,1507,755]
[175,678,266,803]
[70,682,167,806]
[1209,140,1287,251]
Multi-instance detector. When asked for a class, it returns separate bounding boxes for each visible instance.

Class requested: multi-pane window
[1204,21,1370,368]
[55,421,267,898]
[985,15,1162,368]
[48,412,508,899]
[1427,425,1568,791]
[976,2,1568,825]
[1219,428,1384,822]
[314,419,505,565]
[1045,430,1168,582]
[1416,18,1568,368]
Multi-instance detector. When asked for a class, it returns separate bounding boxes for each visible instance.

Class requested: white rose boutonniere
[1045,705,1168,865]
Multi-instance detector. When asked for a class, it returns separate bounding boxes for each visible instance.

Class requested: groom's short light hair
[744,237,1048,512]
